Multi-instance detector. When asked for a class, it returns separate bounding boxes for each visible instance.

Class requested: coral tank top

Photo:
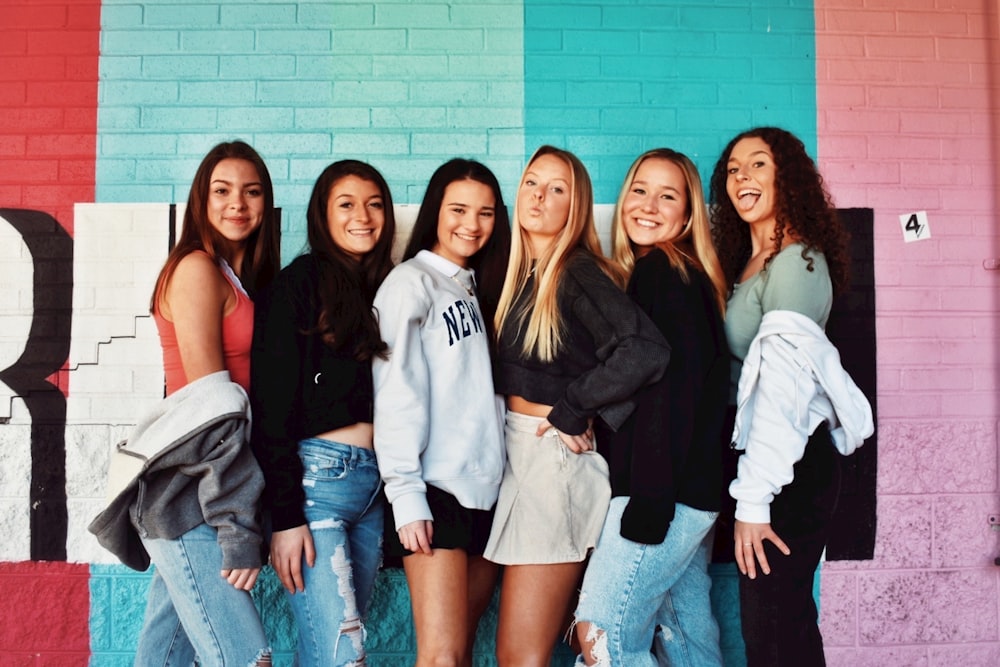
[153,257,254,395]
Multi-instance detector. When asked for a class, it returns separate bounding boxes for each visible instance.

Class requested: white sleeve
[372,269,434,530]
[729,337,818,524]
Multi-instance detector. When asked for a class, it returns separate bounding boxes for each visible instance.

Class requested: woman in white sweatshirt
[373,158,511,667]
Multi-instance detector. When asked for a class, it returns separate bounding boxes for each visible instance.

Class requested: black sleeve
[546,257,671,435]
[619,254,707,544]
[250,261,310,532]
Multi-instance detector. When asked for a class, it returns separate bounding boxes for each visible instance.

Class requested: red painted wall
[0,0,99,661]
[0,562,90,663]
[0,0,100,235]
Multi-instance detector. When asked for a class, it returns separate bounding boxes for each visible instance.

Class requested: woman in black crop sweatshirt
[250,160,395,666]
[483,146,670,666]
[572,149,730,666]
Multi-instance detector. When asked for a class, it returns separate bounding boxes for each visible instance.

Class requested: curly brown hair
[709,127,850,294]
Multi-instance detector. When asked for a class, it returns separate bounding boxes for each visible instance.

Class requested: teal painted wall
[523,0,818,202]
[91,1,820,664]
[96,0,526,260]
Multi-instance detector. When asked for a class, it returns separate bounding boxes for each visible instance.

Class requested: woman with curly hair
[710,127,867,667]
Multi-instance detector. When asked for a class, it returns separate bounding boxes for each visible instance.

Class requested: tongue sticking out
[738,192,759,211]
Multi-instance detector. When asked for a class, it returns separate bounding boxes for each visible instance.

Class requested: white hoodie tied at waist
[729,310,875,524]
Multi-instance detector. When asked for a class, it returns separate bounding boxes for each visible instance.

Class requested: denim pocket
[300,451,350,482]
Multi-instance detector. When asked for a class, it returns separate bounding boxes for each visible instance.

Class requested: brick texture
[95,1,526,260]
[816,1,1000,665]
[0,561,90,664]
[0,0,99,235]
[2,0,998,664]
[523,0,819,202]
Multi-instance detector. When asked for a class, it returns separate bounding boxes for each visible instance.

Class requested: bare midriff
[314,422,374,449]
[506,395,552,418]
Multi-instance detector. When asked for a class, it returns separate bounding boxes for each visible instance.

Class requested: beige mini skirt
[484,411,611,565]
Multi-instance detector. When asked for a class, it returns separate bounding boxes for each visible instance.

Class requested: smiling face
[726,136,778,228]
[516,153,573,256]
[326,175,385,260]
[206,158,265,250]
[431,178,496,267]
[621,157,690,251]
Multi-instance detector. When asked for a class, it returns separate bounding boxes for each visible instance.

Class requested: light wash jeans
[574,498,722,667]
[287,439,383,667]
[136,522,270,667]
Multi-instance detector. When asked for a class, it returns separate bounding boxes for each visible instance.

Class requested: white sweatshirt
[373,250,505,530]
[729,310,874,524]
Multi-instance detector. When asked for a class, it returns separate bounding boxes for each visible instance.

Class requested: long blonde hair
[610,148,727,315]
[495,145,624,362]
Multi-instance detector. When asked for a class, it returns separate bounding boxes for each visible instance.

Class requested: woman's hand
[270,525,316,594]
[221,567,261,591]
[398,520,434,555]
[734,519,790,579]
[536,419,594,454]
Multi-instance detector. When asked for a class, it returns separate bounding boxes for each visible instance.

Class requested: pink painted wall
[815,1,1000,664]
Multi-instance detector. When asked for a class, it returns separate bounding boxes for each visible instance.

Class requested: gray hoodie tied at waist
[88,370,264,571]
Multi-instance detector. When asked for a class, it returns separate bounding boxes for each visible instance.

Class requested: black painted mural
[0,209,73,561]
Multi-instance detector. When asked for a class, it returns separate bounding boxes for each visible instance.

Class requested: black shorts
[383,484,496,561]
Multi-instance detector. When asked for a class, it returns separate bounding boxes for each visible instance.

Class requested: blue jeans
[288,439,383,667]
[574,498,722,667]
[136,522,270,667]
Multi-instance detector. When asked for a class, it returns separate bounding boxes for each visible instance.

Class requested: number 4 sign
[899,210,931,242]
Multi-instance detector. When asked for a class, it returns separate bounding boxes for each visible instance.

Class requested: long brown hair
[305,160,396,361]
[151,140,280,309]
[709,127,850,294]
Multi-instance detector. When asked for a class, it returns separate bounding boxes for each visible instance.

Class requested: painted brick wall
[0,561,90,664]
[0,2,99,664]
[96,0,526,260]
[3,0,999,664]
[815,1,1000,665]
[0,0,100,235]
[522,0,819,202]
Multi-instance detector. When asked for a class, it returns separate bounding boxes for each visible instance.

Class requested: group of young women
[132,125,863,667]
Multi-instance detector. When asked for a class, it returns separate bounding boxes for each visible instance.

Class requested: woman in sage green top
[724,242,832,400]
[710,126,851,667]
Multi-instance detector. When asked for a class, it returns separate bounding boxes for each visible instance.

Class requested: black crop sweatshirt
[494,249,671,436]
[250,253,375,531]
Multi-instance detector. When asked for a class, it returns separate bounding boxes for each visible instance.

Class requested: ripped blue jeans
[289,439,383,667]
[574,498,721,667]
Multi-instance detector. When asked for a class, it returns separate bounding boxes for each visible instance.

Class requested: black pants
[738,425,841,667]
